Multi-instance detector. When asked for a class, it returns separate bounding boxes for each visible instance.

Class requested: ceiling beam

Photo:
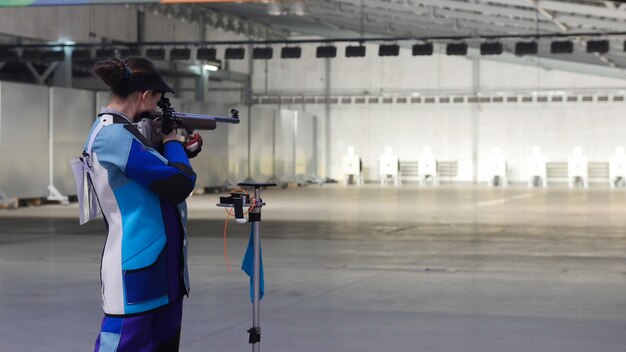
[476,0,626,20]
[331,0,626,33]
[329,0,564,34]
[307,10,507,39]
[525,0,569,32]
[312,2,556,37]
[0,0,266,7]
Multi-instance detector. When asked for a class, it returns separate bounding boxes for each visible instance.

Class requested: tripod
[217,182,276,351]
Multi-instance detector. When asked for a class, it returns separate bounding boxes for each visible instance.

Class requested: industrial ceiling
[1,0,625,79]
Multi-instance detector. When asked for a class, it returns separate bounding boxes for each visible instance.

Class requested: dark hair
[92,57,160,98]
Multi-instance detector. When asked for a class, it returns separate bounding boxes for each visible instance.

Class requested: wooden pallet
[0,197,19,209]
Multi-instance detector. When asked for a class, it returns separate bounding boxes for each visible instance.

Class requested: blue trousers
[94,297,183,352]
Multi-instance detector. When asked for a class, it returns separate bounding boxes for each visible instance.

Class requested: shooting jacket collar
[99,107,134,124]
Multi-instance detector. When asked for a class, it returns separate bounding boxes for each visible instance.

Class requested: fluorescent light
[203,64,219,71]
[48,39,75,46]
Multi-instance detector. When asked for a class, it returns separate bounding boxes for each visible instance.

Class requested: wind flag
[241,226,264,302]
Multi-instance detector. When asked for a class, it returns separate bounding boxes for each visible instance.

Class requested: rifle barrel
[172,112,240,124]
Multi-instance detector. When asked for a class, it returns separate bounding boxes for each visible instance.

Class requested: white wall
[252,43,626,183]
[478,100,626,182]
[312,103,474,182]
[305,98,626,183]
[479,60,626,91]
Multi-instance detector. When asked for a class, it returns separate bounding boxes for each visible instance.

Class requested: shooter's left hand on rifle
[184,133,203,158]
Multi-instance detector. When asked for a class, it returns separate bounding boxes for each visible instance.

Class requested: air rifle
[135,95,240,148]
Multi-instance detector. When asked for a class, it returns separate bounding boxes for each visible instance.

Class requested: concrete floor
[1,184,625,351]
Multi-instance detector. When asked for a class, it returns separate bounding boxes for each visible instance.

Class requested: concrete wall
[0,82,51,198]
[227,105,319,184]
[181,101,230,187]
[0,83,98,198]
[0,82,234,198]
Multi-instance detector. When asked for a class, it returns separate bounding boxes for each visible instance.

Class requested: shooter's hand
[184,133,203,158]
[161,128,178,144]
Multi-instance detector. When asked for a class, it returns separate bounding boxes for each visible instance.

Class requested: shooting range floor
[1,184,626,352]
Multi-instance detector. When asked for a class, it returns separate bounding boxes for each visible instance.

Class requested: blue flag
[241,226,264,302]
